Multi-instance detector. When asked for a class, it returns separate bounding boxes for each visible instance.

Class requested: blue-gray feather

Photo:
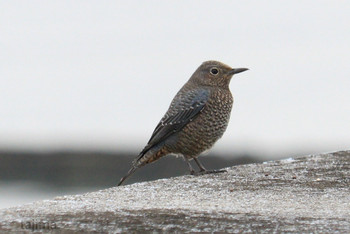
[137,89,210,162]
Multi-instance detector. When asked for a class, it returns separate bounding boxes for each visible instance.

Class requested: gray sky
[1,1,349,156]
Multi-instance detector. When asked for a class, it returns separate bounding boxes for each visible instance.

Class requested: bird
[118,60,248,186]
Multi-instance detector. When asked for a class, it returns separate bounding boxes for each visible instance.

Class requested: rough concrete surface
[0,151,349,233]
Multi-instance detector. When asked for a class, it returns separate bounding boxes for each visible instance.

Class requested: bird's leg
[184,156,196,175]
[193,157,207,172]
[193,157,227,175]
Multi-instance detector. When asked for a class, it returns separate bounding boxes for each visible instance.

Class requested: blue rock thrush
[118,61,248,186]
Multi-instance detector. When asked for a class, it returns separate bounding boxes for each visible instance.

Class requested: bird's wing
[137,89,210,160]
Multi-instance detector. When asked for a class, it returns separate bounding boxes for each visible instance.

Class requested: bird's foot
[191,169,227,176]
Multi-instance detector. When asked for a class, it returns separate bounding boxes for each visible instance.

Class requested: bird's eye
[210,68,219,75]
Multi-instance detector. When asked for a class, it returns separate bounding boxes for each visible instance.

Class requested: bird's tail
[117,166,138,186]
[117,146,168,186]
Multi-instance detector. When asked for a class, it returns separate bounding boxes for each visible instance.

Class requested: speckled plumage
[118,61,248,186]
[171,87,233,158]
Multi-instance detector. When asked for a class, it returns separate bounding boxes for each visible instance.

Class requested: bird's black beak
[229,68,249,75]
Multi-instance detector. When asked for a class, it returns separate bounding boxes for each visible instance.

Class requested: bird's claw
[191,169,227,176]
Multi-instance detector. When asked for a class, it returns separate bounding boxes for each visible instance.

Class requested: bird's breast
[172,89,233,157]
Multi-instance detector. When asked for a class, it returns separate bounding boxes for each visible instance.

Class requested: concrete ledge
[0,151,349,233]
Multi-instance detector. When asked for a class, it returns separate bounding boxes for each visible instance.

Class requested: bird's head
[190,60,248,88]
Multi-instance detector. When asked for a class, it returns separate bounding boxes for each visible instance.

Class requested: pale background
[1,1,349,208]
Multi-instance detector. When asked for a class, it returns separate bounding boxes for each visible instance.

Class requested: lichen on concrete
[0,151,349,233]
